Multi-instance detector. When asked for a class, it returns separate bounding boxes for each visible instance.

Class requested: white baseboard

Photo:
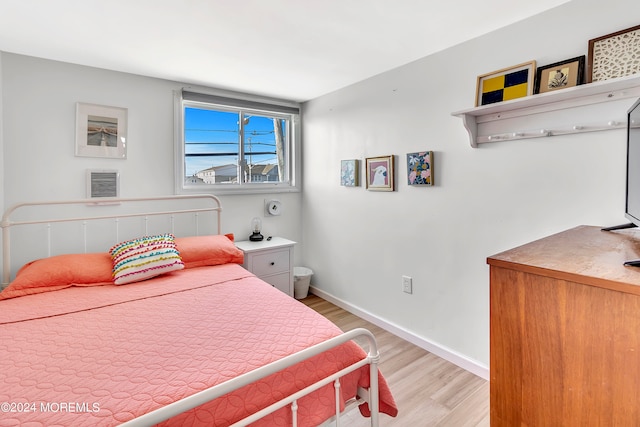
[309,286,489,380]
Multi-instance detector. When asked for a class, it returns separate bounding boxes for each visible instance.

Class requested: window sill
[177,183,301,196]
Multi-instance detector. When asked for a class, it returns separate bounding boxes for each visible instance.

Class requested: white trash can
[293,267,313,300]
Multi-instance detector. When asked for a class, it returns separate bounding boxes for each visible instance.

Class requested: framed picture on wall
[407,151,434,186]
[75,102,128,159]
[475,61,536,106]
[534,56,585,94]
[365,155,394,191]
[340,159,359,186]
[588,25,640,82]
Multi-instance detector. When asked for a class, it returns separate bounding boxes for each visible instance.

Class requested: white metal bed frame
[1,194,222,286]
[0,194,382,426]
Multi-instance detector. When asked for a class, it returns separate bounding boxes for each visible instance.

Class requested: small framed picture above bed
[75,102,127,159]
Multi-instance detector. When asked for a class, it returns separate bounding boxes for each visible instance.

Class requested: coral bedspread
[0,264,396,426]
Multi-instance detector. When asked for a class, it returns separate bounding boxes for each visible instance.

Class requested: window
[175,90,300,194]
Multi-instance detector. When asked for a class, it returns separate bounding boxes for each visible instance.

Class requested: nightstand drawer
[235,237,296,298]
[251,249,290,276]
[261,272,291,294]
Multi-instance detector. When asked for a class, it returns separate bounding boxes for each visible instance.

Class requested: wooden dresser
[487,226,640,426]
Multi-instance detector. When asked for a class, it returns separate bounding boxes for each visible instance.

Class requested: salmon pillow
[109,234,184,285]
[174,234,244,269]
[0,253,114,300]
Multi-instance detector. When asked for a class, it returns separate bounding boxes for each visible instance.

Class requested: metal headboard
[1,194,222,286]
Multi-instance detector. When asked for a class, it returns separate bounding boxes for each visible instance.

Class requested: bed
[0,195,397,426]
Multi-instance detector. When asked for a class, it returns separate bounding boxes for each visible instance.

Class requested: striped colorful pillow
[109,234,184,285]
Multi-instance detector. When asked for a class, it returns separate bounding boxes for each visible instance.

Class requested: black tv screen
[627,98,640,227]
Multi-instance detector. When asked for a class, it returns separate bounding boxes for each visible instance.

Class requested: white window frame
[174,88,301,195]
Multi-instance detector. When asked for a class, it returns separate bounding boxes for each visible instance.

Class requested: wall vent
[87,169,119,198]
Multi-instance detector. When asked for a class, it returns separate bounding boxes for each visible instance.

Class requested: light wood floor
[301,294,489,426]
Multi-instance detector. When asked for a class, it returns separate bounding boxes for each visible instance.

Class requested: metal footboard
[120,328,380,427]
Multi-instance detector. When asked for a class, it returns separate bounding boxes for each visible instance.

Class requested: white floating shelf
[452,74,640,147]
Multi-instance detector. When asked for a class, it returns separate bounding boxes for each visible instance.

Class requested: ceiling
[0,0,570,102]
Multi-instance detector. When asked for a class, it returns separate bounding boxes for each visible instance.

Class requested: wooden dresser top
[487,225,640,296]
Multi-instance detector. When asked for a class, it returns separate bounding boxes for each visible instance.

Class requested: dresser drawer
[251,249,290,276]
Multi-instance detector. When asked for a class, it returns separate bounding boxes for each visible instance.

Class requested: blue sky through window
[184,107,281,179]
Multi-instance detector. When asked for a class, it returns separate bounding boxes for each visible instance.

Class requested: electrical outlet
[402,275,412,294]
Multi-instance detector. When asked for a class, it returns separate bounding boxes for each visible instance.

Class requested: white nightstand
[235,237,296,297]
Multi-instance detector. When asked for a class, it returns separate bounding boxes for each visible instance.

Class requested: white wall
[0,54,302,279]
[301,0,640,374]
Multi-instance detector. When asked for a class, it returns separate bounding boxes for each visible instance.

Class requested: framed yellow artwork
[475,61,536,106]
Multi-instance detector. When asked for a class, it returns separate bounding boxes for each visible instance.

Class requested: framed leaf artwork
[407,151,433,186]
